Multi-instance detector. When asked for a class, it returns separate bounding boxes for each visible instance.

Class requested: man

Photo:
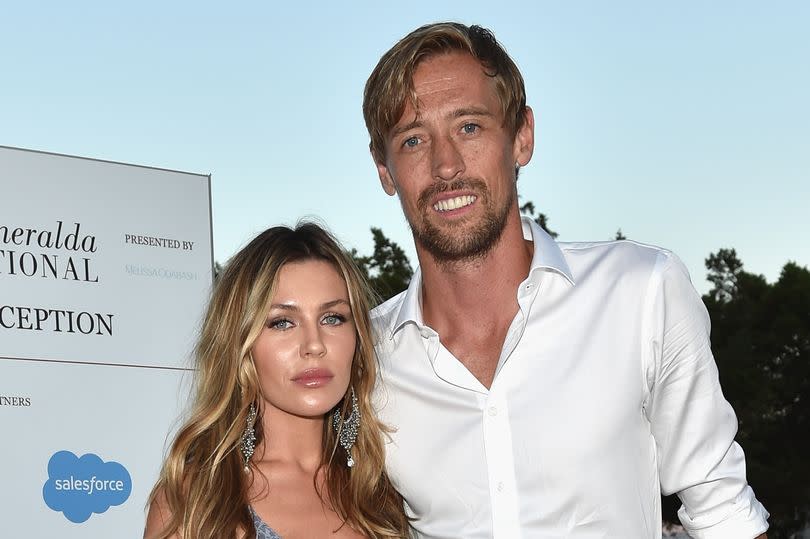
[362,22,769,538]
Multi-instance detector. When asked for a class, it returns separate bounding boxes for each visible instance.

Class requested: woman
[144,223,410,538]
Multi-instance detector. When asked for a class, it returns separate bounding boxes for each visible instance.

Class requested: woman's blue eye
[269,318,293,330]
[323,314,346,326]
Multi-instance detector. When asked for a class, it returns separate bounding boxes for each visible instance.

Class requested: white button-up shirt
[371,217,769,539]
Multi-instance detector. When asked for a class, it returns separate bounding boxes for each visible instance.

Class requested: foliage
[705,248,744,303]
[701,252,810,537]
[519,200,558,238]
[351,227,413,305]
[665,251,810,537]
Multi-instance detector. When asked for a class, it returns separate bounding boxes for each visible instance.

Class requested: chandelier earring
[332,388,360,467]
[240,402,257,472]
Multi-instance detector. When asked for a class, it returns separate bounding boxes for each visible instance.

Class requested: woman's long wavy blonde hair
[147,222,409,538]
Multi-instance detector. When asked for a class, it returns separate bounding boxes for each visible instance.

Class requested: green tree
[519,200,558,238]
[705,248,744,303]
[662,252,810,536]
[351,227,413,304]
[700,251,810,537]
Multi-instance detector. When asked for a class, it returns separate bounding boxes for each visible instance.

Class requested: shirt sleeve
[643,252,769,539]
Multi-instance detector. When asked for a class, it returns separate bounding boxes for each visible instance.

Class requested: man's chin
[416,228,500,264]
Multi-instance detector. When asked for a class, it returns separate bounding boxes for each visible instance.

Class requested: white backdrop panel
[0,146,212,537]
[0,146,213,369]
[0,358,192,538]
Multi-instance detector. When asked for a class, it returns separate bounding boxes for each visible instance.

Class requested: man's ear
[513,106,535,168]
[375,158,397,196]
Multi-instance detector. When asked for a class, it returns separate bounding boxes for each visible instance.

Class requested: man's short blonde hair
[363,22,527,164]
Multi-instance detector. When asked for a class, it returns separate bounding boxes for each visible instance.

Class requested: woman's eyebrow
[268,299,349,311]
[321,299,350,309]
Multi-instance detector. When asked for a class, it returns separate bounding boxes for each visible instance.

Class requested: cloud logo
[42,450,132,523]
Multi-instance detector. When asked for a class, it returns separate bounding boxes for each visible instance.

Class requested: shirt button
[497,481,504,492]
[488,406,498,416]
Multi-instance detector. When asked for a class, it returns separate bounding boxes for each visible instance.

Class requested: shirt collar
[522,215,575,286]
[391,215,575,336]
[392,266,425,335]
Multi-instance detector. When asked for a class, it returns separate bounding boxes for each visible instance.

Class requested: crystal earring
[240,403,257,472]
[332,388,360,467]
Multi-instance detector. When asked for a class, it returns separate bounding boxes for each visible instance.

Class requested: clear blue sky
[2,1,808,293]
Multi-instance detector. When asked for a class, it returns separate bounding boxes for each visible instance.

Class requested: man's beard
[405,178,514,264]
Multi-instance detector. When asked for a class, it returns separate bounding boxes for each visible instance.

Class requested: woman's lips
[291,368,334,387]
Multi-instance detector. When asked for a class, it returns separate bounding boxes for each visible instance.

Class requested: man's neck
[418,213,533,337]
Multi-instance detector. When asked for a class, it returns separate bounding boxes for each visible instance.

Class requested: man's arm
[643,253,769,539]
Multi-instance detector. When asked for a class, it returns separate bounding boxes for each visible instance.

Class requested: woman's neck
[255,407,325,472]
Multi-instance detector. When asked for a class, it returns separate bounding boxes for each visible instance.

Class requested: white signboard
[0,146,212,537]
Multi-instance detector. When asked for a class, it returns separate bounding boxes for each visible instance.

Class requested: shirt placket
[482,392,521,539]
[483,276,539,538]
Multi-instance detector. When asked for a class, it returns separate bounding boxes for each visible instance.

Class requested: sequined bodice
[249,506,282,539]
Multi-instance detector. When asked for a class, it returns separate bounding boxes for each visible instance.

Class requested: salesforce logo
[42,450,132,523]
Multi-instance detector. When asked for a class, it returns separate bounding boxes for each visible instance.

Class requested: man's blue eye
[404,137,419,148]
[462,123,478,134]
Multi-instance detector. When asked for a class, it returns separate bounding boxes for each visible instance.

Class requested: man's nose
[431,135,465,182]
